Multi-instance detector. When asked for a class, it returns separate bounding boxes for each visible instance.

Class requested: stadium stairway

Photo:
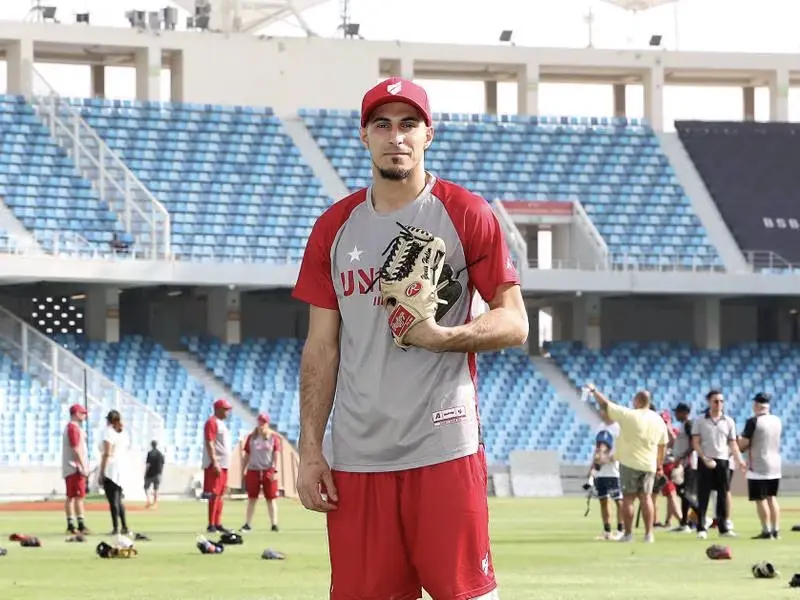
[531,355,602,429]
[168,349,257,428]
[0,196,42,254]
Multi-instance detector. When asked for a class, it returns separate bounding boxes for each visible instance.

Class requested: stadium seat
[300,109,723,269]
[55,334,247,466]
[546,340,800,462]
[183,336,593,464]
[68,98,332,263]
[676,120,800,271]
[0,95,124,253]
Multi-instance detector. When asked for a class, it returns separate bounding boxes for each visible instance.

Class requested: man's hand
[213,464,221,476]
[296,451,338,513]
[738,460,747,474]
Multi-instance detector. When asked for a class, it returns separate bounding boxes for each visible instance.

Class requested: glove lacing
[366,223,435,292]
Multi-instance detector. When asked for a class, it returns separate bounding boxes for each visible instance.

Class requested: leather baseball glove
[376,222,448,349]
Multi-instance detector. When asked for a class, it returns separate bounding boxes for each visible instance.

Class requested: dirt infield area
[0,500,147,512]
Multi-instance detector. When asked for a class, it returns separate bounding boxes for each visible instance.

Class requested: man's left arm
[407,198,527,353]
[727,419,746,472]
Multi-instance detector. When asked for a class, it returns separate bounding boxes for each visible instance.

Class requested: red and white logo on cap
[387,81,402,95]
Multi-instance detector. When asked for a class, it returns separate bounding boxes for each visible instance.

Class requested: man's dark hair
[151,440,158,449]
[705,389,722,401]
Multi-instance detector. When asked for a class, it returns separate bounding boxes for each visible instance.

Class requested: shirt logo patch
[387,81,402,95]
[432,405,467,427]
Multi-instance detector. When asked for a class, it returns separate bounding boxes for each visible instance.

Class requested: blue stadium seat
[183,336,593,464]
[546,340,800,462]
[0,95,123,252]
[67,98,333,263]
[301,110,723,268]
[54,334,247,466]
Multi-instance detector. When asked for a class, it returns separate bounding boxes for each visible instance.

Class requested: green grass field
[1,496,798,600]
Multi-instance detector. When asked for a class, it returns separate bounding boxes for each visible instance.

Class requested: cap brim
[362,97,430,127]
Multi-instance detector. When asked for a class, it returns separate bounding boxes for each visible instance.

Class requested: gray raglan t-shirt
[293,175,520,472]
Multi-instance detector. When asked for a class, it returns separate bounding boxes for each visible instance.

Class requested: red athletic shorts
[203,467,228,496]
[326,448,496,600]
[64,473,86,499]
[245,469,279,500]
[661,463,677,496]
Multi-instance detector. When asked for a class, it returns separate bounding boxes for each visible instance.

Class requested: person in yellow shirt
[586,384,668,543]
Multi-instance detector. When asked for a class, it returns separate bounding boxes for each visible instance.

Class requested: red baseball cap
[361,77,432,127]
[69,403,87,416]
[213,398,232,411]
[257,413,270,425]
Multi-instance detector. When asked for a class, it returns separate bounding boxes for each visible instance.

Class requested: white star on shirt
[348,245,364,262]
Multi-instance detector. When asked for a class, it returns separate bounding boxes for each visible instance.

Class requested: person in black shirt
[144,441,165,509]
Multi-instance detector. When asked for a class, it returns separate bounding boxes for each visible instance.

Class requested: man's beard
[376,166,411,181]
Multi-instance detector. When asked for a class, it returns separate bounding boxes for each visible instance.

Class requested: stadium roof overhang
[599,0,681,10]
[168,0,330,35]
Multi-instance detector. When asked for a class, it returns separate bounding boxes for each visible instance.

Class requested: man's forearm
[298,340,339,455]
[205,442,216,467]
[436,308,527,353]
[656,445,665,469]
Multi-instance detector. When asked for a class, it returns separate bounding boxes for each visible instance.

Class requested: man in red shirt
[292,78,528,599]
[203,399,232,533]
[62,403,91,534]
[241,413,282,532]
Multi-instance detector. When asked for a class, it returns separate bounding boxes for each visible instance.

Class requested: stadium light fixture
[649,34,662,47]
[76,12,90,24]
[499,30,513,43]
[163,6,178,30]
[344,23,360,38]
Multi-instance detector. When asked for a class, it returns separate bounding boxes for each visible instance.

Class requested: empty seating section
[300,109,722,268]
[547,341,800,462]
[676,121,800,270]
[183,336,592,464]
[0,353,82,467]
[0,95,123,252]
[70,98,331,262]
[55,334,247,466]
[183,336,302,444]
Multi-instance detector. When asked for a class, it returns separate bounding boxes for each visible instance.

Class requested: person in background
[203,399,233,533]
[739,392,783,539]
[691,389,745,540]
[99,410,131,535]
[144,440,165,510]
[586,385,668,543]
[585,423,624,540]
[63,403,91,535]
[241,413,282,532]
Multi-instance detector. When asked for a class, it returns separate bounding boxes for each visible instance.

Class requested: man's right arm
[298,305,341,456]
[67,424,86,473]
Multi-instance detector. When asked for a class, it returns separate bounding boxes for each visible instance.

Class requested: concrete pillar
[643,64,665,131]
[7,39,34,98]
[517,63,540,116]
[207,288,241,344]
[573,294,602,350]
[742,86,755,121]
[86,286,120,343]
[769,68,789,121]
[550,302,573,342]
[135,45,161,102]
[399,57,414,81]
[693,297,720,350]
[485,80,498,115]
[524,298,541,354]
[90,65,105,99]
[169,52,184,103]
[613,84,627,118]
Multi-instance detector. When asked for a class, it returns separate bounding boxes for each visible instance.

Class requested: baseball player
[62,403,91,535]
[585,425,624,540]
[241,413,282,532]
[292,77,528,599]
[202,398,233,533]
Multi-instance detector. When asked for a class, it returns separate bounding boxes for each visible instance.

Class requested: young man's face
[360,102,433,181]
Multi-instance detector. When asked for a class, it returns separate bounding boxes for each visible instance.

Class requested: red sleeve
[436,181,520,303]
[243,433,252,454]
[204,418,218,442]
[274,437,282,452]
[67,423,80,448]
[292,191,368,310]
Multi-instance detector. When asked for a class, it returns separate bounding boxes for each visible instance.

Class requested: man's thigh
[404,448,498,600]
[65,473,86,499]
[620,465,649,495]
[326,470,420,600]
[595,477,622,501]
